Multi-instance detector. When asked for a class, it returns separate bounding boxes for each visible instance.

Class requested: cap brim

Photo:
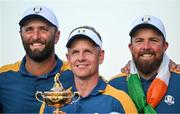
[19,14,54,27]
[129,24,163,37]
[66,34,98,48]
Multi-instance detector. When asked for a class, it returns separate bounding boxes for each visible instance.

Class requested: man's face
[20,18,59,62]
[66,38,104,80]
[129,28,168,74]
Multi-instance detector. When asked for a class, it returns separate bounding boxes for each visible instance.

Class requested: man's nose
[143,41,151,49]
[31,29,41,40]
[78,53,85,61]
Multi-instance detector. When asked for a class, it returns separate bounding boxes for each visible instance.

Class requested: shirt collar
[140,72,157,82]
[71,77,107,97]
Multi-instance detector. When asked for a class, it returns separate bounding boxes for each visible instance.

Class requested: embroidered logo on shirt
[164,95,175,105]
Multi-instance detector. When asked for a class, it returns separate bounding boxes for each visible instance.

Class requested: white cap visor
[66,28,102,48]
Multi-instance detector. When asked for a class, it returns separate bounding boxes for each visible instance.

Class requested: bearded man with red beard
[109,15,180,113]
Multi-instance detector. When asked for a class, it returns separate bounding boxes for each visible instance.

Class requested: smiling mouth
[30,42,45,49]
[31,42,44,45]
[139,53,155,60]
[141,54,153,57]
[76,64,88,68]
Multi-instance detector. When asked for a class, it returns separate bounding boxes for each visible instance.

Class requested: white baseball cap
[66,26,102,48]
[129,15,166,38]
[19,6,59,29]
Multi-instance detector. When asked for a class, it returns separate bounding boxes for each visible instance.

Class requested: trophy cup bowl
[36,89,73,114]
[35,73,78,114]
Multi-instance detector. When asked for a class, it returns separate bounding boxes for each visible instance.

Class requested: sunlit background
[0,0,180,79]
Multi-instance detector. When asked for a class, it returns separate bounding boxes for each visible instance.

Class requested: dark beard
[133,54,163,74]
[22,37,55,62]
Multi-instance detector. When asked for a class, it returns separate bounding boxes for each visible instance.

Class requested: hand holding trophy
[35,73,73,114]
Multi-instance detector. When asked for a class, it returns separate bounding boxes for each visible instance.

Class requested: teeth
[141,54,153,57]
[143,54,152,57]
[32,43,42,46]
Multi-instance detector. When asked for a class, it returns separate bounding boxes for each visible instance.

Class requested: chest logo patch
[164,95,175,105]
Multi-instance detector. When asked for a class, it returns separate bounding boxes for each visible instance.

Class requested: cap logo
[78,29,85,33]
[33,7,42,14]
[141,16,150,23]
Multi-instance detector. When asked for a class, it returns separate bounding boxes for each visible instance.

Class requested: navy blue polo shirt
[0,55,74,113]
[44,78,126,113]
[109,72,180,113]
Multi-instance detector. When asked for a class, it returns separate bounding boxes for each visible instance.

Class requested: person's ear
[55,31,60,44]
[99,50,104,64]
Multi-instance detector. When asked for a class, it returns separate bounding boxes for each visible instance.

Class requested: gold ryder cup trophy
[35,73,73,114]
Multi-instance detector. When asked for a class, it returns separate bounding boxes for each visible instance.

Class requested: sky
[0,0,180,79]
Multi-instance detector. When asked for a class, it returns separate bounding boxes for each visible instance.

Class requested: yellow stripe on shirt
[103,84,138,114]
[0,61,21,73]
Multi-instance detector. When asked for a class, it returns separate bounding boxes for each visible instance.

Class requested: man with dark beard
[0,6,73,113]
[109,15,180,113]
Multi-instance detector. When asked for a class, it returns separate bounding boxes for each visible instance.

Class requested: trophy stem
[53,108,65,114]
